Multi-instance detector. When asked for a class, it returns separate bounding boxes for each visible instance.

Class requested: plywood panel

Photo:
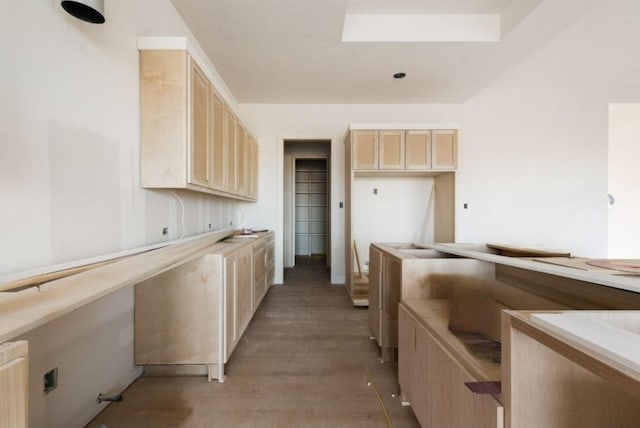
[495,264,640,310]
[140,50,188,188]
[189,59,211,187]
[352,130,378,170]
[432,130,457,170]
[0,341,28,428]
[507,318,640,428]
[434,172,455,243]
[134,255,222,364]
[379,130,404,169]
[405,130,431,170]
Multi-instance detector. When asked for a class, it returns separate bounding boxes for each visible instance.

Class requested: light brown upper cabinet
[189,60,211,188]
[211,90,226,191]
[352,130,378,170]
[379,130,405,170]
[237,123,247,196]
[248,137,259,199]
[405,130,431,170]
[351,129,456,172]
[226,109,238,194]
[139,48,257,202]
[432,130,457,170]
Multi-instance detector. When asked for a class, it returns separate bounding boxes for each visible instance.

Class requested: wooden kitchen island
[394,242,640,428]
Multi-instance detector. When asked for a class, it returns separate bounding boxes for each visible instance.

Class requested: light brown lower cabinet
[0,341,28,428]
[135,232,274,382]
[399,302,504,428]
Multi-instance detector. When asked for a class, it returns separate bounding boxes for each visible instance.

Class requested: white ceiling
[169,0,600,104]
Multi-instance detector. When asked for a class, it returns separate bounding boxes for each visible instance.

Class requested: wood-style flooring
[86,255,420,428]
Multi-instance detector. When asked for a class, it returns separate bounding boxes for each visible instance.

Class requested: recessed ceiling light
[394,72,406,79]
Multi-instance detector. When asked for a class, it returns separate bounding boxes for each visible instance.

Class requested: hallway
[87,256,420,427]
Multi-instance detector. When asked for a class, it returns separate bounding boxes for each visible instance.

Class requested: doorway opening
[283,140,331,278]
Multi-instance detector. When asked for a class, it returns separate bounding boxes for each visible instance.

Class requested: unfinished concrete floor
[86,255,420,428]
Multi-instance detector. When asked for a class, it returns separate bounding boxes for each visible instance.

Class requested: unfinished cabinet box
[135,232,274,382]
[139,41,257,202]
[399,301,504,428]
[503,310,640,428]
[397,244,640,428]
[344,125,458,306]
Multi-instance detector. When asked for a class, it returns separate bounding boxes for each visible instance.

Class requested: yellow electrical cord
[361,336,392,428]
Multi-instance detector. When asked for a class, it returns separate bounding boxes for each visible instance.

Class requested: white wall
[353,176,435,270]
[0,2,241,426]
[240,0,640,281]
[608,104,640,258]
[238,104,462,284]
[456,0,640,257]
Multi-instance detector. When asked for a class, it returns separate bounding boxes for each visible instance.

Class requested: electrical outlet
[44,367,58,394]
[208,223,212,229]
[364,261,369,266]
[162,227,169,236]
[229,221,233,226]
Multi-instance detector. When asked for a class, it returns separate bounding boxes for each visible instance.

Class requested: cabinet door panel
[381,255,401,348]
[236,246,253,336]
[189,60,210,187]
[0,341,28,428]
[225,255,237,360]
[237,124,247,196]
[432,130,457,170]
[379,130,404,169]
[211,91,226,190]
[398,306,415,404]
[368,264,382,344]
[352,130,378,170]
[405,130,431,170]
[226,110,238,192]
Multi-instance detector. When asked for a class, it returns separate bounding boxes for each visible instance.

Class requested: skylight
[341,0,542,43]
[342,13,501,42]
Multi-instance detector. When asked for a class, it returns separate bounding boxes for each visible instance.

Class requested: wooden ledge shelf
[0,228,236,343]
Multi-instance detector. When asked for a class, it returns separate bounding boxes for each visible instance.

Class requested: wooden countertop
[371,242,460,261]
[427,243,640,295]
[0,229,273,343]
